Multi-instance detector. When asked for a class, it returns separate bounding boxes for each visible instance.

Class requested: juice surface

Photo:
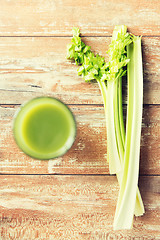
[13,97,76,159]
[23,104,70,153]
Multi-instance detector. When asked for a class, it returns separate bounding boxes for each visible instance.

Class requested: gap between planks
[1,104,160,107]
[0,174,159,177]
[0,35,159,38]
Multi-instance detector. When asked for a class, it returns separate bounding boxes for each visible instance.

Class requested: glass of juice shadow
[13,97,76,160]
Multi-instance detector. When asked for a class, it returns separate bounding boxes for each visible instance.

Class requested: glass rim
[13,96,77,160]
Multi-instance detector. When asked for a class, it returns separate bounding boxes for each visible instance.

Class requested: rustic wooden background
[0,0,160,239]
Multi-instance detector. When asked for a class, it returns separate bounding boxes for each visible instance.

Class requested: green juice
[13,97,76,159]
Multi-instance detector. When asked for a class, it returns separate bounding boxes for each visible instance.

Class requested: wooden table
[0,1,160,239]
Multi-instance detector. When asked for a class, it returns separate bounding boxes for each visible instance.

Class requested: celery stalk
[113,36,144,229]
[107,80,122,173]
[114,77,124,163]
[97,80,110,163]
[115,75,144,217]
[98,76,144,217]
[67,27,145,228]
[118,77,125,148]
[111,26,144,217]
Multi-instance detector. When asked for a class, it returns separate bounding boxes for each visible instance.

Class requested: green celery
[98,80,122,173]
[106,25,131,172]
[67,27,144,225]
[113,36,144,229]
[106,80,122,173]
[118,76,125,149]
[107,26,144,218]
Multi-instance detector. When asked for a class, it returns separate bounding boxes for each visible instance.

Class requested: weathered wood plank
[0,37,160,104]
[0,175,159,239]
[0,0,159,36]
[0,104,160,175]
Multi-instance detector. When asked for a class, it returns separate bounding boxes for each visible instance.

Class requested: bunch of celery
[67,25,144,229]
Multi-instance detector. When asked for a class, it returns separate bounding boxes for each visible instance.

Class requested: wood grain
[0,175,159,239]
[0,37,160,105]
[0,104,160,175]
[0,0,160,238]
[0,0,159,36]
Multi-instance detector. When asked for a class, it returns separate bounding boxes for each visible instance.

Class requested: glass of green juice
[13,97,76,160]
